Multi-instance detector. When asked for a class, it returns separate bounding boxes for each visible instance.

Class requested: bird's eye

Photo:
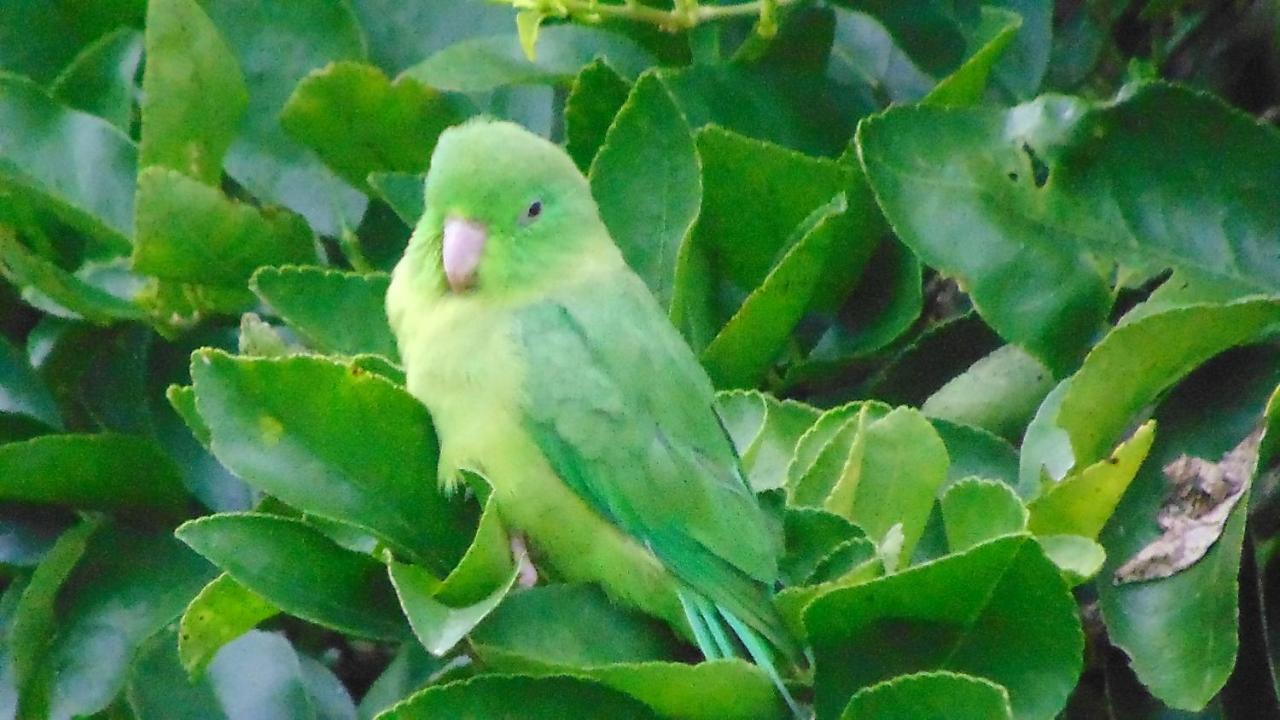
[521,200,543,224]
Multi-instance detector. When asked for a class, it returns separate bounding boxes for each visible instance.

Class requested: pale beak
[442,217,487,293]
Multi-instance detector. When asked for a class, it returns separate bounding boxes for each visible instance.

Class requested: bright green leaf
[0,230,146,323]
[133,167,317,287]
[1027,420,1155,539]
[251,266,398,359]
[190,350,477,572]
[1036,535,1105,587]
[178,573,280,676]
[840,671,1013,720]
[941,478,1027,552]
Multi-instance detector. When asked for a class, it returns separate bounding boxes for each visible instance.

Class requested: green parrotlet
[386,120,801,710]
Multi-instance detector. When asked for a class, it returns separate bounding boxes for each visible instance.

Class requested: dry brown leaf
[1113,427,1262,584]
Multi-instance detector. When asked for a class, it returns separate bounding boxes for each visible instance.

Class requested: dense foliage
[1,0,1279,717]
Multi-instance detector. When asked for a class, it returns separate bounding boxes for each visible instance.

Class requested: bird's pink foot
[511,534,539,588]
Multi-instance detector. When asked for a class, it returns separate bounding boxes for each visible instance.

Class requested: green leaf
[178,573,280,676]
[198,0,367,237]
[0,0,145,86]
[251,266,398,359]
[0,230,146,323]
[1035,534,1105,586]
[500,660,790,720]
[922,344,1055,442]
[931,419,1019,488]
[802,236,920,368]
[840,671,1013,720]
[589,72,700,311]
[922,8,1021,107]
[673,127,848,351]
[824,406,950,559]
[515,11,544,61]
[389,484,517,656]
[470,584,678,670]
[833,0,969,77]
[358,643,450,720]
[1097,348,1280,710]
[350,0,513,74]
[856,95,1111,374]
[806,534,1082,720]
[726,392,822,493]
[401,26,654,93]
[701,195,848,389]
[1022,299,1280,488]
[190,350,476,572]
[861,313,1002,407]
[940,478,1027,552]
[130,627,325,720]
[985,0,1051,99]
[49,27,144,132]
[0,334,60,433]
[176,512,408,640]
[658,64,859,157]
[10,518,101,719]
[1027,420,1155,539]
[375,674,662,720]
[780,507,866,586]
[139,0,248,185]
[0,433,189,517]
[0,74,137,249]
[133,167,317,288]
[40,523,215,718]
[565,60,632,171]
[282,62,462,192]
[367,172,426,226]
[787,401,891,506]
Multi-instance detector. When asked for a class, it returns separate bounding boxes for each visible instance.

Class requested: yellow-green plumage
[386,121,797,702]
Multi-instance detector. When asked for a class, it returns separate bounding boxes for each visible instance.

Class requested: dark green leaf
[251,266,398,359]
[0,0,144,85]
[589,72,699,311]
[282,62,462,192]
[565,60,632,171]
[1097,348,1280,710]
[0,230,145,323]
[49,27,143,132]
[40,523,214,718]
[931,419,1019,488]
[781,507,866,586]
[176,512,408,640]
[130,627,321,720]
[923,8,1021,107]
[471,584,679,669]
[358,643,450,720]
[190,350,476,571]
[139,0,248,185]
[0,433,188,517]
[350,0,513,75]
[806,534,1082,720]
[0,334,60,433]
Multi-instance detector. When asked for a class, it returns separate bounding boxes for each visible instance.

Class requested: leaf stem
[508,0,797,30]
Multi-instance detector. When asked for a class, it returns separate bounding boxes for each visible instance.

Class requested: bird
[386,119,801,713]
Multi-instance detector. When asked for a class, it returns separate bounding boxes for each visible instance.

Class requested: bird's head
[398,119,611,300]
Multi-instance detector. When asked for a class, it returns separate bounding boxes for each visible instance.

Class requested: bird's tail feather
[677,588,807,719]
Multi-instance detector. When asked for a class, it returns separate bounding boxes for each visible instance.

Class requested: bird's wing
[513,271,786,635]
